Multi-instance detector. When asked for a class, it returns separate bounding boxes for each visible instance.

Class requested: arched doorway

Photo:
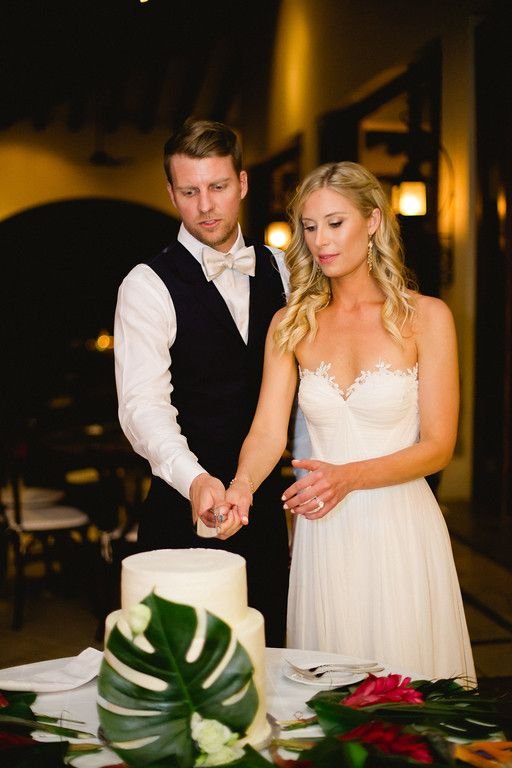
[1,198,178,440]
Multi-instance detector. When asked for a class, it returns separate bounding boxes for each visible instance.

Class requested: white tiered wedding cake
[103,548,270,750]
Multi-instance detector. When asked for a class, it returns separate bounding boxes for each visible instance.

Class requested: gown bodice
[298,360,419,464]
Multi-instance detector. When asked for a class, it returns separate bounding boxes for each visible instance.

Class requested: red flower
[339,721,433,763]
[342,674,424,708]
[0,731,36,748]
[270,751,313,768]
[271,759,313,768]
[0,693,9,708]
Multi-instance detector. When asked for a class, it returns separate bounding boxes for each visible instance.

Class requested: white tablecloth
[29,648,412,767]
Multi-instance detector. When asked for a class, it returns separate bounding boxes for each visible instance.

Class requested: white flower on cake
[191,712,243,766]
[126,603,152,635]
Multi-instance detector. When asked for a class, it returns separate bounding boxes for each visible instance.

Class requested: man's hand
[189,473,225,526]
[189,473,246,539]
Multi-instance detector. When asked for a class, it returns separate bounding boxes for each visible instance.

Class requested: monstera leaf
[97,593,258,768]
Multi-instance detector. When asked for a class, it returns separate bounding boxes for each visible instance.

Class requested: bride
[217,161,475,683]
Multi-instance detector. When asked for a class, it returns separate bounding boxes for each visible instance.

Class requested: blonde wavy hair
[274,161,417,352]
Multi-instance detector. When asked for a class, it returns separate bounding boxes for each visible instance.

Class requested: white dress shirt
[114,224,291,499]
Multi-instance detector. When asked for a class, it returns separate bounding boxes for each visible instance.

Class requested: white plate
[284,669,367,688]
[2,486,64,509]
[0,648,102,692]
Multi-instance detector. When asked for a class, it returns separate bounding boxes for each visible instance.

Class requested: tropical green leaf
[411,678,470,697]
[232,745,274,766]
[0,714,94,739]
[297,736,369,768]
[305,701,372,737]
[271,736,324,752]
[97,593,258,768]
[0,690,37,723]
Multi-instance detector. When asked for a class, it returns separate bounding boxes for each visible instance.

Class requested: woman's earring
[367,238,374,274]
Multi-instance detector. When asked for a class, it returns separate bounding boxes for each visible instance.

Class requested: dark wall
[473,9,512,515]
[1,198,178,440]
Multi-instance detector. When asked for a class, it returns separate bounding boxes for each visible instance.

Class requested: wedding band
[312,497,324,512]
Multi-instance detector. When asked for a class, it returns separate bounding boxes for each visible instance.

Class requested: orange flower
[454,741,512,767]
[342,673,425,708]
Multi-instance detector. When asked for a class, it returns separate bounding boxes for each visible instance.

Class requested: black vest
[147,240,286,485]
[139,241,291,646]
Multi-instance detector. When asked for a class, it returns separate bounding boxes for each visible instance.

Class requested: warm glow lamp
[94,330,114,352]
[392,181,427,216]
[265,221,292,249]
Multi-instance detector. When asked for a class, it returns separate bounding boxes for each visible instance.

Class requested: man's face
[167,154,248,252]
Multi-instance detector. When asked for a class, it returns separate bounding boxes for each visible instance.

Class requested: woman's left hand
[282,459,353,519]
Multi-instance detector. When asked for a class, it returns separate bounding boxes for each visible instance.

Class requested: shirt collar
[178,223,246,263]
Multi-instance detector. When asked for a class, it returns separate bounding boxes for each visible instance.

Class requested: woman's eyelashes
[302,219,343,232]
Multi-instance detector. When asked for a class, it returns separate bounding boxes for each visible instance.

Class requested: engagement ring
[312,496,325,512]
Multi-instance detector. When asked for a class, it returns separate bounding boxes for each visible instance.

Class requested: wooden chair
[3,466,90,630]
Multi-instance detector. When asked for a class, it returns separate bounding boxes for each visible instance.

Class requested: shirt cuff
[154,454,207,500]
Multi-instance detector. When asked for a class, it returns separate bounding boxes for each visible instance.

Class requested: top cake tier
[121,548,248,624]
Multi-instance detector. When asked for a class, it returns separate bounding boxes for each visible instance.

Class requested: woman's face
[301,187,379,279]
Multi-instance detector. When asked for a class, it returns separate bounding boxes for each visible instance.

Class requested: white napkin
[0,647,103,692]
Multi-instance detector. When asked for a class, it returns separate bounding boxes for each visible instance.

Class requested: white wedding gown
[287,361,476,683]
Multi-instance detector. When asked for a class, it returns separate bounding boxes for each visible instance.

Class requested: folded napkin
[0,647,103,692]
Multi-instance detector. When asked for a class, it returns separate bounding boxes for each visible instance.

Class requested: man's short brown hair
[164,118,243,183]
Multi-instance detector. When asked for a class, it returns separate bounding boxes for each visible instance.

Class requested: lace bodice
[298,360,419,463]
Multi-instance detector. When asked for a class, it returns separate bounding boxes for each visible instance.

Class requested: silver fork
[286,659,384,679]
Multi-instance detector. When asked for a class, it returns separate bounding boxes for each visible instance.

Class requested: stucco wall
[0,118,174,222]
[0,0,483,500]
[239,0,481,500]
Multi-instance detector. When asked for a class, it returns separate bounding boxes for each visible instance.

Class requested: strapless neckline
[299,360,418,402]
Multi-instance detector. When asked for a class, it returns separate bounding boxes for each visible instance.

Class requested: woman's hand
[190,474,248,539]
[211,502,247,540]
[225,477,252,529]
[282,459,355,520]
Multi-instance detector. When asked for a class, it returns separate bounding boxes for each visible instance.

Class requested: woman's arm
[283,296,459,519]
[226,311,298,520]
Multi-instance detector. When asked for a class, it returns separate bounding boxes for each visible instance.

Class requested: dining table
[0,647,415,767]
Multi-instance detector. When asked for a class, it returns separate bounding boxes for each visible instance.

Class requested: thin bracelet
[229,477,255,494]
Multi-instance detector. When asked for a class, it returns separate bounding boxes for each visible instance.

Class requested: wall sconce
[265,221,292,249]
[391,181,427,216]
[438,145,455,285]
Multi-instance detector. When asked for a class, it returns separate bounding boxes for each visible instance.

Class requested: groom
[114,119,291,646]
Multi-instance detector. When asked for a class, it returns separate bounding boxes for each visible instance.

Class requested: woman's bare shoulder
[413,293,455,336]
[414,293,454,321]
[271,305,288,325]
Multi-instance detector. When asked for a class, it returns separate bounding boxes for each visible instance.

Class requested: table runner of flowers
[2,671,511,767]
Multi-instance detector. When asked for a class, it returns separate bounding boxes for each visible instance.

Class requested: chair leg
[42,532,55,588]
[11,532,25,630]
